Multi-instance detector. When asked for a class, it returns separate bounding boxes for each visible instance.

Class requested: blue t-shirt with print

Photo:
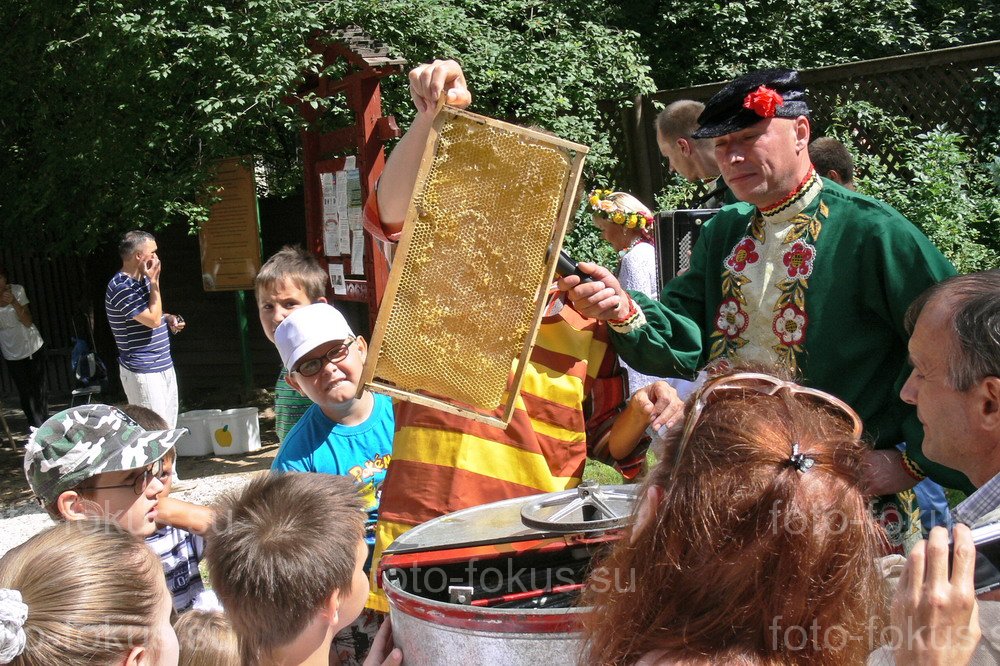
[271,392,394,570]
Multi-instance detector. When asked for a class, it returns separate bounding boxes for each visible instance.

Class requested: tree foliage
[0,0,654,255]
[0,0,338,252]
[1,0,996,263]
[824,102,1000,273]
[611,0,999,89]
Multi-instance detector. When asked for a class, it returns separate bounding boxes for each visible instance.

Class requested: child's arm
[375,59,472,236]
[156,496,216,535]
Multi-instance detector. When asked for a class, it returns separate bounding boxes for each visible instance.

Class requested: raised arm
[375,59,472,236]
[9,287,33,327]
[132,255,164,329]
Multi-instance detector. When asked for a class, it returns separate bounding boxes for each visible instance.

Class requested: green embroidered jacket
[612,178,972,493]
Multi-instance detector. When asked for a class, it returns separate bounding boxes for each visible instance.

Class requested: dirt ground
[0,392,281,509]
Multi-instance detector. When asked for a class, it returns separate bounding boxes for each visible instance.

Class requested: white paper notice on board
[348,205,363,232]
[323,218,339,257]
[336,171,348,215]
[328,263,347,295]
[351,232,365,276]
[321,172,335,217]
[347,169,362,208]
[339,222,351,255]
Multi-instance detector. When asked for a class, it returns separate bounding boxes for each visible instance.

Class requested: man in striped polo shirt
[105,230,185,428]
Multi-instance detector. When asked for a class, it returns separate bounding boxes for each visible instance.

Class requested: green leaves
[826,104,1000,273]
[0,0,656,256]
[0,0,334,251]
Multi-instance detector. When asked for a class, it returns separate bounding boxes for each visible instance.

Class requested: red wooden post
[292,28,405,334]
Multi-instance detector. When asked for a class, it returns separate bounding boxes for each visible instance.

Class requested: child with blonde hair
[173,610,239,666]
[0,518,177,665]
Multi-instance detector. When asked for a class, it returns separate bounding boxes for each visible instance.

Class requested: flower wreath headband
[587,189,654,230]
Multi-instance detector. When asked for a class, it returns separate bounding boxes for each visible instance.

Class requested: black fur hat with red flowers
[692,68,811,139]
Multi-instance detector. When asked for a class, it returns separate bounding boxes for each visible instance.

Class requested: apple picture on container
[215,425,233,447]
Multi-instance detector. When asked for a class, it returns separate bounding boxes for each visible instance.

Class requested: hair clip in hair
[789,443,815,473]
[0,588,28,664]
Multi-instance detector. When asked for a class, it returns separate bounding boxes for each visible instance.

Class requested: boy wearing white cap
[272,302,394,540]
[272,303,394,662]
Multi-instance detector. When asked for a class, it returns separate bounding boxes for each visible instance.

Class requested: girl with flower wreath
[587,189,661,395]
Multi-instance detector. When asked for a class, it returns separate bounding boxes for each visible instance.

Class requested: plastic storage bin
[174,409,222,457]
[207,407,261,456]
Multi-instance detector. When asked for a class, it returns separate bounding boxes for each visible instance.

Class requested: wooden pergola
[290,26,407,334]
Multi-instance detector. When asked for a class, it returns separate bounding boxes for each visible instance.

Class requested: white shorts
[119,365,179,428]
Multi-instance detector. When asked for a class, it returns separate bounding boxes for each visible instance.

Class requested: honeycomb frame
[359,106,588,427]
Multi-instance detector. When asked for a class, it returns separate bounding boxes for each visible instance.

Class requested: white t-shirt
[0,284,44,361]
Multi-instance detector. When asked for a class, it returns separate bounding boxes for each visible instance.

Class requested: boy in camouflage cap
[24,403,185,536]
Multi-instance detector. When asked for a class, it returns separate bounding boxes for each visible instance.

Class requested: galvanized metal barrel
[380,483,637,665]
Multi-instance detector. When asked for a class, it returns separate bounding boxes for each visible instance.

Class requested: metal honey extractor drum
[379,483,637,665]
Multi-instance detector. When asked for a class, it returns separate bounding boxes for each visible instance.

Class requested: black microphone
[555,249,595,284]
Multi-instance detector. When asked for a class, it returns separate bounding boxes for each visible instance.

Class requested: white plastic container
[207,407,261,456]
[174,409,222,457]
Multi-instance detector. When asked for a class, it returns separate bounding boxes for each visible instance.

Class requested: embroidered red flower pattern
[715,298,749,339]
[743,85,784,118]
[782,241,815,279]
[725,238,760,273]
[772,304,808,346]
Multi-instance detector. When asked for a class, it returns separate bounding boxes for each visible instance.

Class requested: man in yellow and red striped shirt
[363,58,634,612]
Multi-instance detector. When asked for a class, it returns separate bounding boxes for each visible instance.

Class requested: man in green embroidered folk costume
[560,69,973,549]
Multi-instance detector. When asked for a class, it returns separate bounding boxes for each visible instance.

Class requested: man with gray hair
[902,269,1000,524]
[887,268,1000,663]
[105,230,185,428]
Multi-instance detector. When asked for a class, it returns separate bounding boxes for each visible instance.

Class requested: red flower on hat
[743,85,784,118]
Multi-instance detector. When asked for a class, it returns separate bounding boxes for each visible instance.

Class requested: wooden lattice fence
[600,40,1000,206]
[0,250,89,399]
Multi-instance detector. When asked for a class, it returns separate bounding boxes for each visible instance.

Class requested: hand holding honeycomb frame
[359,107,588,427]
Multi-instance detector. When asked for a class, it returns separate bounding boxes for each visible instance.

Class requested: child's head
[586,188,654,250]
[0,518,177,665]
[173,610,239,666]
[205,472,367,664]
[24,404,185,536]
[118,404,176,498]
[274,303,368,410]
[255,246,328,342]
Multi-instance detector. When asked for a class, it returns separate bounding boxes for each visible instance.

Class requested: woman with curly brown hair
[581,370,889,665]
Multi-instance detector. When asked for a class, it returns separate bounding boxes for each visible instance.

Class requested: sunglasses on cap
[669,372,863,477]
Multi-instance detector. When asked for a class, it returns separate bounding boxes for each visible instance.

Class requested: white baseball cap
[274,303,355,371]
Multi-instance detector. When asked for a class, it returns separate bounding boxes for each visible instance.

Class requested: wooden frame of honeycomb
[358,106,588,427]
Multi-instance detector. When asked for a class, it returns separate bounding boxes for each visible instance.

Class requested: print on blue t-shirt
[271,392,394,572]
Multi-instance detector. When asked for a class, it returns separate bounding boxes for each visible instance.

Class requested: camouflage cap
[24,404,187,505]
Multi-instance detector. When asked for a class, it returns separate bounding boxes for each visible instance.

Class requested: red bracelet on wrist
[609,296,637,325]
